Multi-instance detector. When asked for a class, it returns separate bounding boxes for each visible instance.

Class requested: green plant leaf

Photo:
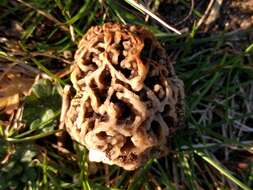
[0,0,7,6]
[22,79,61,133]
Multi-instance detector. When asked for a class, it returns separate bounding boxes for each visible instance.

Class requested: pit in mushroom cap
[65,23,184,170]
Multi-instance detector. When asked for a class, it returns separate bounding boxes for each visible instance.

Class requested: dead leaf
[0,72,35,114]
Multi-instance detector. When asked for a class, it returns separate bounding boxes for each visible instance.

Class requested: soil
[157,0,209,29]
[220,0,253,30]
[156,0,253,32]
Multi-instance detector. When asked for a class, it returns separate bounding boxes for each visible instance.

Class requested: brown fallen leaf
[0,72,35,114]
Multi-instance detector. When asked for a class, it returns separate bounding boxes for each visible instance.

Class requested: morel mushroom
[64,23,184,170]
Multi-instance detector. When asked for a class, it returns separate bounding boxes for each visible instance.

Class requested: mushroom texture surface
[65,23,184,170]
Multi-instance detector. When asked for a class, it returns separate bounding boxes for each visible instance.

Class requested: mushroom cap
[65,23,184,170]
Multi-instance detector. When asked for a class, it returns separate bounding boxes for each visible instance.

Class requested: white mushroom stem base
[89,149,114,165]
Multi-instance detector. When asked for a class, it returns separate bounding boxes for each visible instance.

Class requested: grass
[0,0,253,189]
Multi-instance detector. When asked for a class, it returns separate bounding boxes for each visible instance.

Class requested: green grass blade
[31,58,65,86]
[195,150,251,190]
[155,160,176,190]
[245,43,253,53]
[5,129,63,143]
[128,160,154,190]
[66,0,92,25]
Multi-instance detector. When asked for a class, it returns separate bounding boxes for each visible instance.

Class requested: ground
[0,0,252,190]
[221,0,253,30]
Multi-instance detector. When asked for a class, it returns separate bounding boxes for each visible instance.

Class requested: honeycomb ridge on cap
[65,23,184,170]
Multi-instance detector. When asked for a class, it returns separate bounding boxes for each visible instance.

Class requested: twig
[51,143,77,161]
[11,51,73,64]
[57,85,71,147]
[124,0,182,35]
[204,0,223,26]
[196,0,215,28]
[0,62,18,81]
[104,165,110,187]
